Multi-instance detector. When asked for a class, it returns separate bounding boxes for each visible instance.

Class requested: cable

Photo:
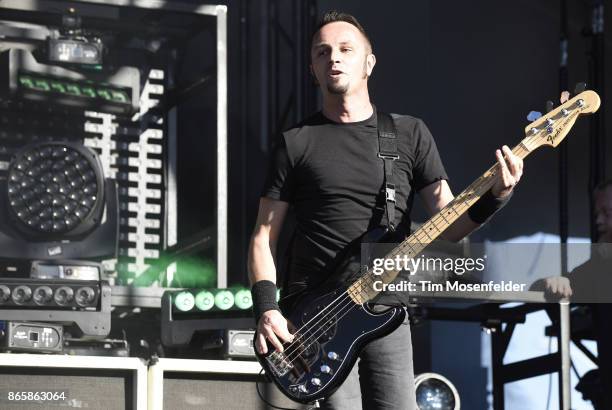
[255,369,296,410]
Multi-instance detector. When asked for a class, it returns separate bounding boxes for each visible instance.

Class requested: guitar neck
[347,141,534,304]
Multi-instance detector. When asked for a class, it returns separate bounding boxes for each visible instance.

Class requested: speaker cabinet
[0,353,147,410]
[148,359,308,410]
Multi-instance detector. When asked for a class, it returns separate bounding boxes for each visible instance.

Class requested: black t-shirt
[263,109,448,294]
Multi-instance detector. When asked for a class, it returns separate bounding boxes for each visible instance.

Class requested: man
[534,180,612,409]
[536,180,612,300]
[248,11,524,409]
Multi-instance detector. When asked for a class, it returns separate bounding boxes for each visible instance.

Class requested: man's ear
[309,65,319,85]
[366,54,376,77]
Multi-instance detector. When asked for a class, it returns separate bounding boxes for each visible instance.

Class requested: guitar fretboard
[344,97,592,305]
[347,143,533,304]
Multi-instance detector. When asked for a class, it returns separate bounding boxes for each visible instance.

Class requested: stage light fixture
[194,290,214,311]
[234,289,253,310]
[33,286,53,305]
[1,49,140,115]
[0,141,118,260]
[0,278,110,339]
[214,289,234,310]
[6,142,104,240]
[75,286,96,307]
[0,285,10,303]
[169,287,267,314]
[48,38,103,66]
[54,286,74,306]
[415,372,460,410]
[174,291,195,312]
[11,285,32,305]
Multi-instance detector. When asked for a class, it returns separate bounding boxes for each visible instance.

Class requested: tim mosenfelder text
[370,254,527,292]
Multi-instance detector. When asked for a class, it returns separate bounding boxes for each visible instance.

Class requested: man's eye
[342,48,352,52]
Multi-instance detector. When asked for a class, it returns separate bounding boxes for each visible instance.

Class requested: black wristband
[251,280,280,323]
[468,189,512,224]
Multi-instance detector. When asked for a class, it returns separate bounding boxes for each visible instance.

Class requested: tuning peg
[527,111,542,122]
[546,101,554,113]
[574,82,587,94]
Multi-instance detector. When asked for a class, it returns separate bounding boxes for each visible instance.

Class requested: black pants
[320,313,417,410]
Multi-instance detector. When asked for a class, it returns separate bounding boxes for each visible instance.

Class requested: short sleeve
[412,119,448,192]
[261,136,295,202]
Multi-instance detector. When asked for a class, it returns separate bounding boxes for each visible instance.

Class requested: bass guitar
[255,90,600,404]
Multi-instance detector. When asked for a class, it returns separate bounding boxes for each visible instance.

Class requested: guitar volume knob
[311,377,322,387]
[320,364,332,374]
[327,351,339,361]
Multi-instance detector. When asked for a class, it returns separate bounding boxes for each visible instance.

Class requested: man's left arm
[419,145,524,242]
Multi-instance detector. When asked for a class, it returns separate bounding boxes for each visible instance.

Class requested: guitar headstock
[524,90,600,149]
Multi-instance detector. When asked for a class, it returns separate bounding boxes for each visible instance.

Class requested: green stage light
[194,290,214,311]
[174,291,195,312]
[17,73,131,106]
[234,289,252,310]
[214,289,234,310]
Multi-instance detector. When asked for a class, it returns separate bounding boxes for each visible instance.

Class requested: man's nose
[329,48,342,63]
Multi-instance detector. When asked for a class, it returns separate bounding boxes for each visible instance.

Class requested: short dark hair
[312,10,372,53]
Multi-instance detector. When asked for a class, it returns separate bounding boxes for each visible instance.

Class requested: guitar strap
[377,112,399,232]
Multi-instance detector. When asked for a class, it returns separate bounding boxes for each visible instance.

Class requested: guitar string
[277,169,496,361]
[278,142,534,364]
[278,97,583,356]
[279,165,509,365]
[279,102,586,365]
[277,131,549,365]
[278,157,506,363]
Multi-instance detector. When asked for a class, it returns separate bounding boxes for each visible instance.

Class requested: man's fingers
[496,150,509,177]
[264,330,285,352]
[496,149,515,188]
[502,146,521,177]
[562,283,573,297]
[550,281,558,294]
[273,323,295,344]
[257,332,268,354]
[502,145,523,184]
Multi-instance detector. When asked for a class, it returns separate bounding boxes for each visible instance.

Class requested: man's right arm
[248,197,294,354]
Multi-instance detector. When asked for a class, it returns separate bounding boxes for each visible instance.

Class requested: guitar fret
[350,140,534,304]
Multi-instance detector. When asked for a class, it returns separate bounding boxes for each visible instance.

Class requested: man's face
[310,22,375,96]
[594,186,612,242]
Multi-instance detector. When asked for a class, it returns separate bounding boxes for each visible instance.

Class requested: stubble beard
[324,57,369,95]
[326,80,349,95]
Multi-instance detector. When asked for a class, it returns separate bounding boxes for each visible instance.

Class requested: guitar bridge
[266,351,294,377]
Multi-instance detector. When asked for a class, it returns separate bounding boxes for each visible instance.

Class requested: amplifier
[148,358,308,410]
[0,353,147,410]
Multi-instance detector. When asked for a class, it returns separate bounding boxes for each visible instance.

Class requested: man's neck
[321,92,373,123]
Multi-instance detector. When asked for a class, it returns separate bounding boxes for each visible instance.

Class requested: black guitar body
[255,227,406,404]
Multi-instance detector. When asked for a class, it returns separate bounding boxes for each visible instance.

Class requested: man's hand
[544,276,573,298]
[491,145,524,199]
[256,310,295,354]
